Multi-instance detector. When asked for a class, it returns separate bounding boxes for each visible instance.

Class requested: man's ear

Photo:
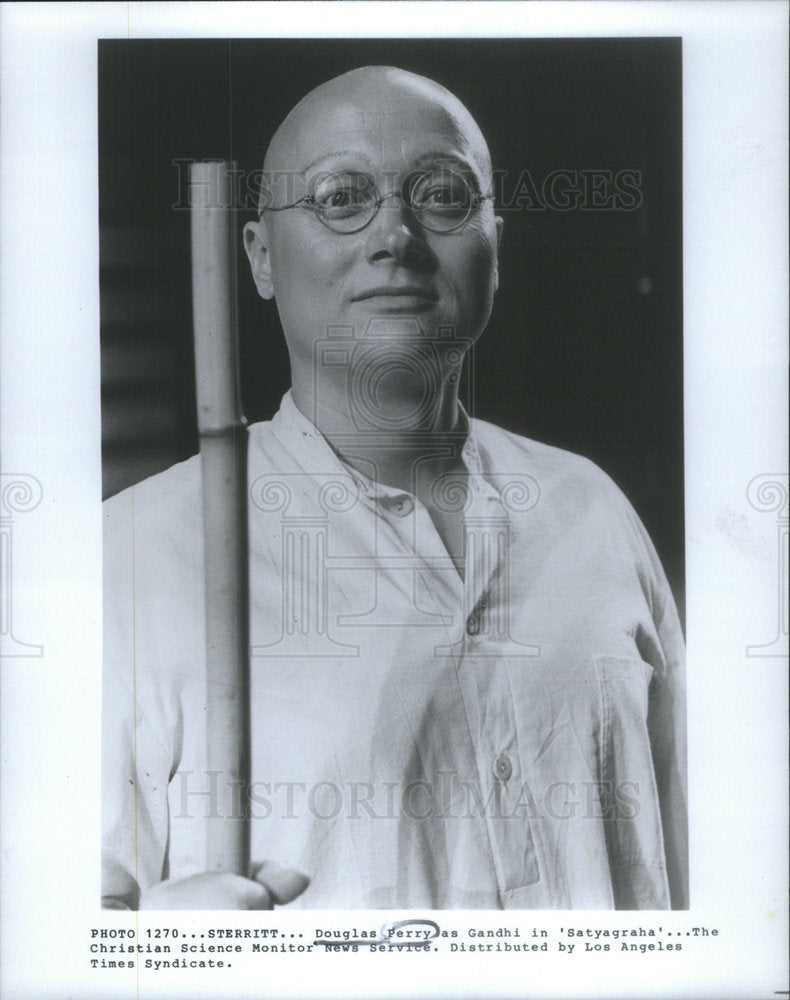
[243,219,275,300]
[494,215,504,291]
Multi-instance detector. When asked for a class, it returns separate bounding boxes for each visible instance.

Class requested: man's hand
[139,861,310,910]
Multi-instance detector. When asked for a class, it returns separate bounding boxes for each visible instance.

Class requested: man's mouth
[352,286,438,303]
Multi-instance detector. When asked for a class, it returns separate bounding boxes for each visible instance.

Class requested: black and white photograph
[1,3,787,999]
[99,37,686,913]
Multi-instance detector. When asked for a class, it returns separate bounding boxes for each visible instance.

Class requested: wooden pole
[189,161,250,876]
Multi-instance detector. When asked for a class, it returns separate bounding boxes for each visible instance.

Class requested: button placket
[465,588,491,637]
[462,471,507,646]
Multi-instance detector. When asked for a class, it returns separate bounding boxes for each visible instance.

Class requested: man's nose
[364,193,431,268]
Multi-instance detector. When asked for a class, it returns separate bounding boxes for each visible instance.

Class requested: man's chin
[354,314,430,340]
[346,312,469,345]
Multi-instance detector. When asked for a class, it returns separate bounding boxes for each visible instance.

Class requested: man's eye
[411,173,471,213]
[313,173,373,215]
[423,186,465,207]
[319,189,358,208]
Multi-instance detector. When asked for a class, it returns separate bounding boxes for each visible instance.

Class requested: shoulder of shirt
[471,417,669,600]
[102,453,202,539]
[469,416,627,502]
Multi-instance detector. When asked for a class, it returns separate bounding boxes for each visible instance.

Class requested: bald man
[102,67,687,910]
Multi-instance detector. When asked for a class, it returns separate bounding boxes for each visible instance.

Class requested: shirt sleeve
[626,502,689,909]
[101,490,174,910]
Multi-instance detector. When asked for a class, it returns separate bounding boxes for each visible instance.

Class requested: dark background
[99,38,683,612]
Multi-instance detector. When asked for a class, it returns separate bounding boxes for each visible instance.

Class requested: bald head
[259,66,494,212]
[244,63,503,392]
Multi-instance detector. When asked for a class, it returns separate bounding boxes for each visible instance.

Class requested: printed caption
[89,921,720,973]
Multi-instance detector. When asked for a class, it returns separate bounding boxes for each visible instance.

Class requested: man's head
[243,66,503,412]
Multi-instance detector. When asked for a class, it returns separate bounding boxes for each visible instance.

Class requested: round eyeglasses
[261,169,492,234]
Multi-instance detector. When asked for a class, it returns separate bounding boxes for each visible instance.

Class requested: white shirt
[102,392,687,909]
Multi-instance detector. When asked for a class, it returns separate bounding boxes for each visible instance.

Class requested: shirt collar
[266,389,489,499]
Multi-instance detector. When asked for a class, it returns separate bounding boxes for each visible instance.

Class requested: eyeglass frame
[258,168,494,235]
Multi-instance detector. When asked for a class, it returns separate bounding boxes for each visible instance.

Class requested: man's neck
[290,370,468,497]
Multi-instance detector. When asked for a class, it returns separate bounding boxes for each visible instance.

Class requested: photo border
[1,3,787,999]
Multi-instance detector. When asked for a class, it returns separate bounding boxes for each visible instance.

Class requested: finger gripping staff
[251,861,311,905]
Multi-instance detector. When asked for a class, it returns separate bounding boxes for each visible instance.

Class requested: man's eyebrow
[410,151,478,174]
[298,150,373,174]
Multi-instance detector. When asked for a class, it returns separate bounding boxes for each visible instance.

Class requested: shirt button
[394,497,413,516]
[493,753,512,781]
[466,614,479,636]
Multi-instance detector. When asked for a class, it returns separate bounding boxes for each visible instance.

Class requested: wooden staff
[189,160,250,876]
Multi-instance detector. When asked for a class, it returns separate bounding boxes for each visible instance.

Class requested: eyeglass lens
[311,170,476,233]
